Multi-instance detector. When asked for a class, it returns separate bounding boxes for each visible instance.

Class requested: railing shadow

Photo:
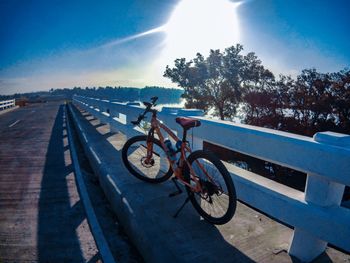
[37,105,87,262]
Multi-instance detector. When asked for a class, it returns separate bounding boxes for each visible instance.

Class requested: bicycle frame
[145,113,210,193]
[125,99,236,224]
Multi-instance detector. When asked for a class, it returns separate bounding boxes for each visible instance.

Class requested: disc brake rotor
[141,157,155,168]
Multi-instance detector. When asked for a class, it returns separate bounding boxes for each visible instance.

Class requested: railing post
[100,100,110,125]
[92,99,106,125]
[288,131,348,262]
[108,107,119,133]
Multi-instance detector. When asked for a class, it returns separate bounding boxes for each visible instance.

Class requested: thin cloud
[99,25,166,49]
[0,26,167,95]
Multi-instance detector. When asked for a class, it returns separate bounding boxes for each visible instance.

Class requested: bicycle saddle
[175,117,201,130]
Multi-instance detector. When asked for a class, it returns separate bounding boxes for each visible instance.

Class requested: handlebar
[131,96,158,125]
[151,96,158,104]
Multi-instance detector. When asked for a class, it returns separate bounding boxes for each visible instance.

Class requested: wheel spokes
[191,158,230,219]
[127,141,169,179]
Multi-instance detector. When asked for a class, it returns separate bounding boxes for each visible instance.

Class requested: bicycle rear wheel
[122,135,173,183]
[185,150,237,225]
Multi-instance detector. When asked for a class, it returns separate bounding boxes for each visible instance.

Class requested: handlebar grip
[151,96,158,104]
[132,97,157,125]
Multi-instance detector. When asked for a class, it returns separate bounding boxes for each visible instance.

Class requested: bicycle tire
[122,135,173,183]
[184,150,237,225]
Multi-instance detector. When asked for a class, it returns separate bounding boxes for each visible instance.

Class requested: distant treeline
[1,86,184,104]
[0,91,51,101]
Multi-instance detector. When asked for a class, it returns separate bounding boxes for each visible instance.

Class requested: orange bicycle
[122,97,237,224]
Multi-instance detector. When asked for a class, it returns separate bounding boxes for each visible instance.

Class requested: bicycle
[122,97,237,225]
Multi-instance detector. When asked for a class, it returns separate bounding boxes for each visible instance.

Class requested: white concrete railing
[0,99,15,110]
[73,95,350,262]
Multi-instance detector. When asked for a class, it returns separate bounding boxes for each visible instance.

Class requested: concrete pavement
[0,102,98,262]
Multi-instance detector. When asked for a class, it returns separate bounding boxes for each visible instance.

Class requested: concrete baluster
[288,131,349,262]
[108,107,119,133]
[88,98,96,115]
[100,100,110,125]
[87,98,98,120]
[122,103,143,139]
[91,99,100,123]
[87,97,95,111]
[95,100,106,125]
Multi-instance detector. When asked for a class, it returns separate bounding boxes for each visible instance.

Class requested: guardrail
[0,99,15,111]
[73,94,350,262]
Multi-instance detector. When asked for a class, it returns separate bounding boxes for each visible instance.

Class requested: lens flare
[100,25,166,49]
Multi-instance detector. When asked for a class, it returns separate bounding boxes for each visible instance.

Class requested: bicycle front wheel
[122,135,173,183]
[185,150,237,225]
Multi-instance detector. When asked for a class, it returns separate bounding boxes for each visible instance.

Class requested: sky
[0,0,349,95]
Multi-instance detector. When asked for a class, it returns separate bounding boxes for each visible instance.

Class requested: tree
[164,44,273,120]
[330,69,350,134]
[243,68,350,136]
[289,69,333,135]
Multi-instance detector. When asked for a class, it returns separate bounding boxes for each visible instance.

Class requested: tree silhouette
[243,68,350,136]
[164,44,273,120]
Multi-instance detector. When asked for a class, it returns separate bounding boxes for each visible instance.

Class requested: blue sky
[0,0,349,95]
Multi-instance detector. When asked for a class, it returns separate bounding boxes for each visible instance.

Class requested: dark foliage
[243,68,350,136]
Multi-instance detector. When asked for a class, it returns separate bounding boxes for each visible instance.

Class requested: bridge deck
[70,104,350,263]
[0,102,98,262]
[1,101,348,263]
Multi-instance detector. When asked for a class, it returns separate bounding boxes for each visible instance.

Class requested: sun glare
[144,0,240,86]
[163,0,240,61]
[118,0,241,87]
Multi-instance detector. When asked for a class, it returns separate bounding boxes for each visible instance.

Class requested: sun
[163,0,240,62]
[141,0,240,86]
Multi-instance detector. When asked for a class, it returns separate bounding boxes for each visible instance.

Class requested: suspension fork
[146,128,155,160]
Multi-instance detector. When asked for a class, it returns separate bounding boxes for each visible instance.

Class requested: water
[121,98,243,123]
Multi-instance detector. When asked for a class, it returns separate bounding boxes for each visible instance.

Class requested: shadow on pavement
[37,105,88,262]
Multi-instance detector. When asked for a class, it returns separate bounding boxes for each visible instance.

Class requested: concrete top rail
[0,99,15,110]
[73,95,350,262]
